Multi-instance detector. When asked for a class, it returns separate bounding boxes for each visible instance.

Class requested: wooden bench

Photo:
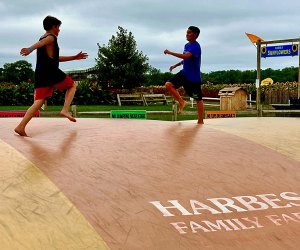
[117,94,145,106]
[205,110,236,119]
[142,94,168,106]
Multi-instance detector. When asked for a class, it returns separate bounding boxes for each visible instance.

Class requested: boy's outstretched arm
[20,36,54,56]
[164,49,192,60]
[59,51,88,62]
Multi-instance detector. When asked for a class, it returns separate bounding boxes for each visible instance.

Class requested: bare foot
[60,111,76,122]
[178,100,186,114]
[14,127,28,137]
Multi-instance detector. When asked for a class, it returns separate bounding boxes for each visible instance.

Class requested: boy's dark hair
[188,26,200,38]
[43,16,62,31]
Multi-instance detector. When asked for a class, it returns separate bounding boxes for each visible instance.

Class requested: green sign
[110,110,147,119]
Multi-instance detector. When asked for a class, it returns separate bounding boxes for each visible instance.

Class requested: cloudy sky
[1,0,300,74]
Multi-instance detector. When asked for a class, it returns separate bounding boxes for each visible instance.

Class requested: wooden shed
[218,87,247,111]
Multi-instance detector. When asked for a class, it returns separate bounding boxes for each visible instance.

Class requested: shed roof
[218,87,247,96]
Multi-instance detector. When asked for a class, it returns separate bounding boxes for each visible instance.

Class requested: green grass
[74,104,203,121]
[0,103,258,121]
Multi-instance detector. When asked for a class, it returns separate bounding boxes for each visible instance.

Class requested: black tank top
[35,34,66,88]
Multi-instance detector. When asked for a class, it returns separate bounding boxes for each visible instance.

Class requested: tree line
[1,26,299,89]
[201,67,299,85]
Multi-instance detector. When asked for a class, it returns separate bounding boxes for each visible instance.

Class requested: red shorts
[34,75,75,100]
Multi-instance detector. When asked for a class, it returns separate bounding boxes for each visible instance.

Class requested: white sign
[150,191,300,235]
[256,79,260,88]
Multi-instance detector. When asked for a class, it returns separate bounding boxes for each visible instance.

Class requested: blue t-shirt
[182,41,201,82]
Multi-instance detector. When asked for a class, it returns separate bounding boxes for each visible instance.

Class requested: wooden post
[190,97,194,108]
[256,40,262,117]
[298,41,300,99]
[172,101,177,121]
[42,100,48,111]
[71,105,77,118]
[249,94,252,109]
[117,94,121,106]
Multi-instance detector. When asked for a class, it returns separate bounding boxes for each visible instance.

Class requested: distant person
[15,15,88,136]
[164,26,204,124]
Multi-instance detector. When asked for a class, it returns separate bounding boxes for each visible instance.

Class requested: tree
[144,67,164,86]
[96,26,150,90]
[0,67,4,81]
[2,60,34,83]
[241,70,256,83]
[280,67,298,82]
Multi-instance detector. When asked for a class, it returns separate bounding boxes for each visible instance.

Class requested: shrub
[0,80,114,106]
[0,82,34,105]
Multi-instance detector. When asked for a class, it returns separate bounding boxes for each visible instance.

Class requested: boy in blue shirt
[164,26,203,124]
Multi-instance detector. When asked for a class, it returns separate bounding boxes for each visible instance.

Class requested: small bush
[0,80,114,106]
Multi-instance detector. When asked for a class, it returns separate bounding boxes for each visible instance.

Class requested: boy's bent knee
[71,82,78,89]
[165,81,174,90]
[34,99,45,106]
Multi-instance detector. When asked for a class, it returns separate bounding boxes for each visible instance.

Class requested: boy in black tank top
[15,16,88,136]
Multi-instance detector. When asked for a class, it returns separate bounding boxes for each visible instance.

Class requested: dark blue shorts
[169,71,202,100]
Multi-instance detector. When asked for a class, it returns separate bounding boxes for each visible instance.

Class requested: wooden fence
[264,89,298,104]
